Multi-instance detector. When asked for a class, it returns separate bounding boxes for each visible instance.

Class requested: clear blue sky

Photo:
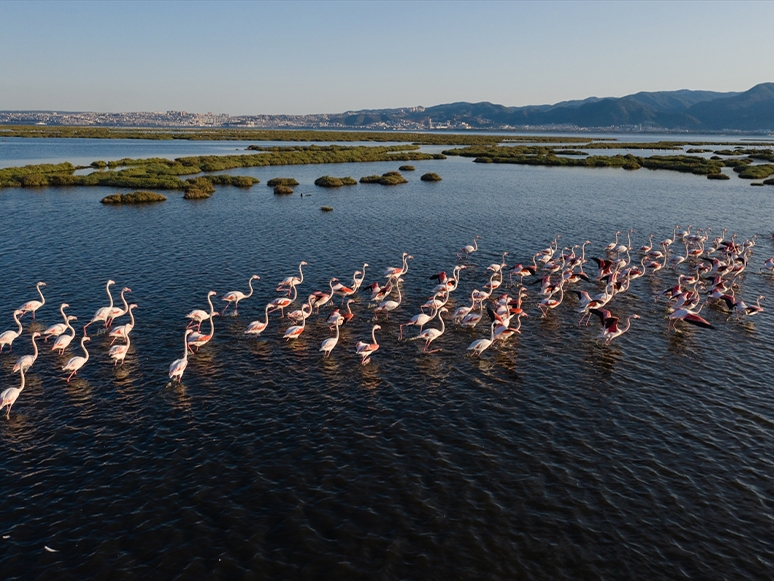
[1,1,773,115]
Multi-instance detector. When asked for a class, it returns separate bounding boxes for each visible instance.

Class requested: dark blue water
[2,140,774,579]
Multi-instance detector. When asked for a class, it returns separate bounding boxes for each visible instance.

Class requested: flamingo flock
[1,228,770,419]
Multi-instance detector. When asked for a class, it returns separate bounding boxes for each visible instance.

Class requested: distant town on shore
[1,83,773,134]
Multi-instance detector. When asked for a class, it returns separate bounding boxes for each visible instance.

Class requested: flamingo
[62,336,91,382]
[0,310,24,353]
[18,281,46,320]
[283,305,310,341]
[457,236,481,261]
[1,369,26,420]
[467,322,496,357]
[268,284,298,317]
[13,332,40,374]
[222,274,260,315]
[277,261,308,295]
[109,333,131,366]
[85,279,116,331]
[604,231,621,253]
[341,299,356,325]
[538,284,565,317]
[400,306,436,339]
[589,309,640,345]
[416,307,448,353]
[639,234,655,253]
[109,304,138,345]
[667,305,714,333]
[352,264,368,292]
[187,311,218,352]
[245,304,273,336]
[355,324,381,365]
[384,253,413,280]
[494,314,527,342]
[309,278,338,313]
[374,278,402,318]
[43,303,73,341]
[186,291,217,330]
[107,287,132,326]
[169,330,194,384]
[288,295,316,322]
[52,316,78,355]
[319,319,341,358]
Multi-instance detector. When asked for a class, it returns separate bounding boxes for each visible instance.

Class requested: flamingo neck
[128,307,136,327]
[14,312,22,334]
[106,283,115,309]
[81,338,89,361]
[37,284,46,305]
[120,290,129,312]
[60,304,68,322]
[32,335,38,357]
[19,370,25,393]
[207,293,215,315]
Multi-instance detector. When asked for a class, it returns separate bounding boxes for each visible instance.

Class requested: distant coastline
[2,82,773,133]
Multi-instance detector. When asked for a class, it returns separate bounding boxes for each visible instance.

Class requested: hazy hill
[329,84,774,131]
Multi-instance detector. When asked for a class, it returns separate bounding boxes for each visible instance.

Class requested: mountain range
[325,83,774,132]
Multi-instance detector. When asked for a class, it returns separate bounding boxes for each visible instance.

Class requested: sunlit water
[1,138,774,579]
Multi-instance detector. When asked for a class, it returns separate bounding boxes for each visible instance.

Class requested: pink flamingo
[222,275,260,315]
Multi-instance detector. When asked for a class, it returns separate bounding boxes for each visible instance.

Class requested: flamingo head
[372,325,382,331]
[108,280,116,285]
[129,304,139,310]
[300,261,308,266]
[68,316,78,321]
[32,332,41,338]
[363,263,369,268]
[37,281,47,287]
[208,291,217,296]
[83,337,91,343]
[123,287,132,293]
[408,255,414,260]
[251,275,261,280]
[62,303,70,309]
[185,329,194,337]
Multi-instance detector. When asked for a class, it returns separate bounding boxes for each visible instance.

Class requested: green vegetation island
[100,191,167,204]
[360,171,408,185]
[2,137,773,197]
[0,145,442,191]
[314,176,357,188]
[421,172,442,181]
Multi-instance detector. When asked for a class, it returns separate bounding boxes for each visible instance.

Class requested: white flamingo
[467,322,497,357]
[169,330,194,384]
[109,334,131,366]
[186,291,217,330]
[457,236,481,260]
[222,274,260,315]
[106,286,131,326]
[355,324,381,365]
[62,336,90,382]
[85,279,116,331]
[319,320,341,358]
[52,316,78,355]
[18,281,46,320]
[245,304,272,336]
[13,332,40,374]
[109,304,138,345]
[374,280,402,318]
[43,303,73,341]
[417,307,448,353]
[0,310,24,353]
[1,369,26,419]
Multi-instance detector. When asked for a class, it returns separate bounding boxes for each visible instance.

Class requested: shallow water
[1,140,774,579]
